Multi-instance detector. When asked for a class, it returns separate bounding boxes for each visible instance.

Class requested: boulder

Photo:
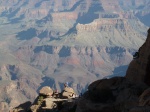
[62,87,76,98]
[39,86,53,96]
[64,87,74,93]
[42,98,57,109]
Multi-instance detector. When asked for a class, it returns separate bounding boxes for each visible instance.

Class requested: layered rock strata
[76,28,150,112]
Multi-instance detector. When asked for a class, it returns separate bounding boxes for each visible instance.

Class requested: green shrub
[37,96,44,105]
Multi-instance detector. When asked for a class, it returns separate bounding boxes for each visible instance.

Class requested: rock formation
[10,28,150,112]
[76,28,150,112]
[11,86,77,112]
[62,86,76,99]
[0,0,149,111]
[39,86,53,97]
[126,28,150,86]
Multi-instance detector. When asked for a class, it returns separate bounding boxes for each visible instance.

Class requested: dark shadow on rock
[36,14,52,25]
[7,8,20,18]
[106,46,126,54]
[7,65,18,80]
[136,13,150,27]
[61,0,103,37]
[61,0,83,12]
[58,46,71,57]
[88,87,115,103]
[35,0,49,7]
[15,101,32,112]
[77,1,103,24]
[10,14,25,24]
[34,45,53,54]
[136,5,145,10]
[50,36,61,41]
[37,77,56,93]
[68,0,83,12]
[16,28,37,40]
[20,0,29,7]
[145,55,150,86]
[38,30,49,39]
[61,24,77,37]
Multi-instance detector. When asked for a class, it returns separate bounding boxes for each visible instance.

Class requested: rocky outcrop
[39,86,53,97]
[62,87,76,98]
[76,28,150,112]
[52,12,78,22]
[76,18,132,32]
[11,86,77,112]
[76,77,148,112]
[126,28,150,86]
[17,45,132,74]
[9,27,150,111]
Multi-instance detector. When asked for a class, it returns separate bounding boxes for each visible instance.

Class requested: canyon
[0,0,149,111]
[11,28,150,112]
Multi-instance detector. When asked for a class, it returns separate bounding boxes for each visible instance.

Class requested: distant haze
[0,0,149,110]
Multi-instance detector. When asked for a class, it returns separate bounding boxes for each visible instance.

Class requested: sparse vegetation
[37,96,44,105]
